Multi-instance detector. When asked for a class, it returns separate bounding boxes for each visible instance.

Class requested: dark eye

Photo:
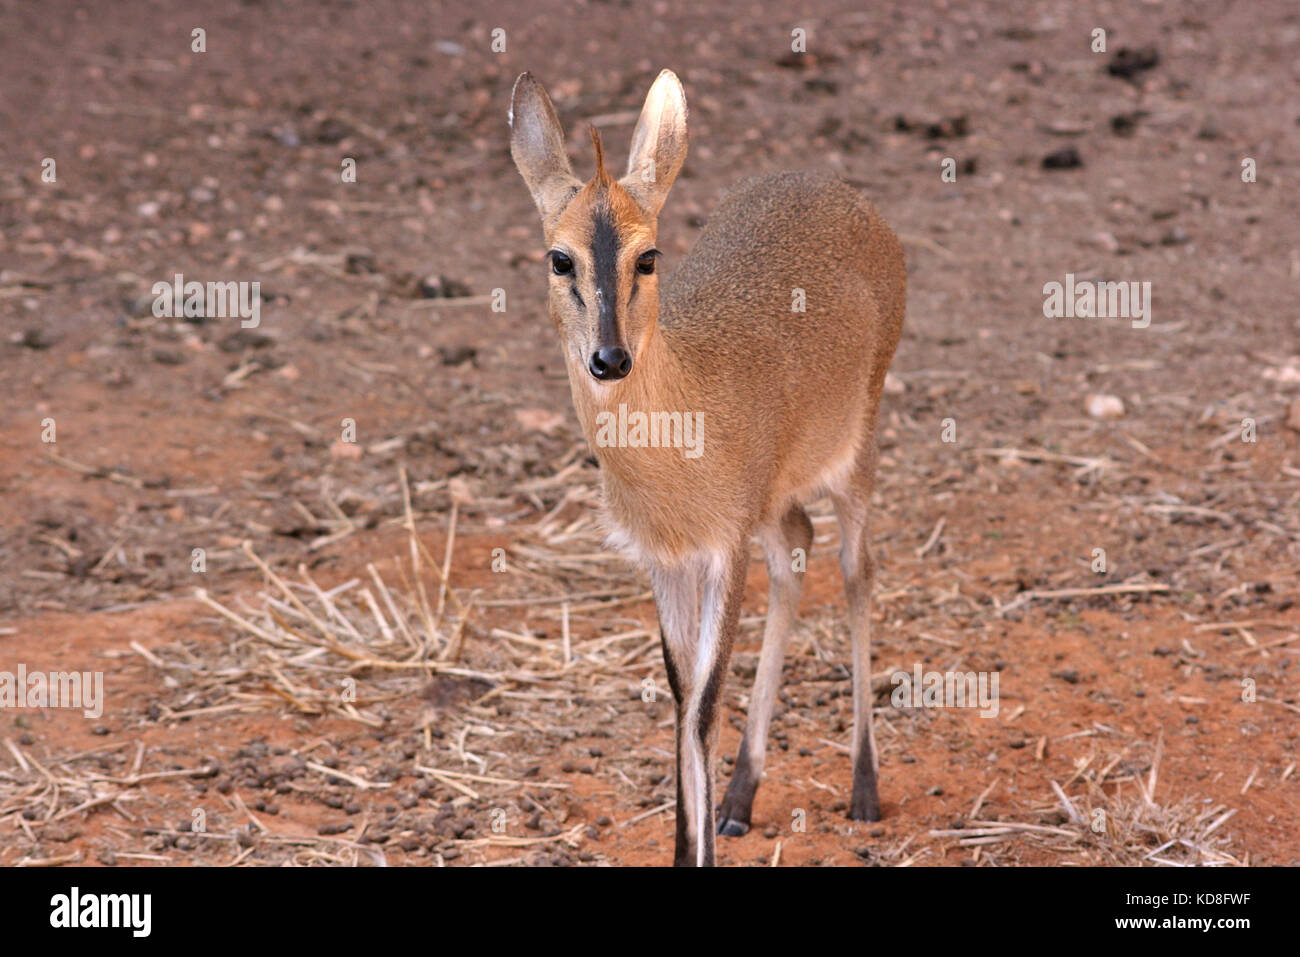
[636,251,658,275]
[550,251,573,276]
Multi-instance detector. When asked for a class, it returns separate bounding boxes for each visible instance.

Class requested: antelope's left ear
[619,69,688,219]
[510,73,582,226]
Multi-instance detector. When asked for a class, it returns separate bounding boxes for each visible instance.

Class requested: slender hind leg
[717,505,813,837]
[831,449,883,822]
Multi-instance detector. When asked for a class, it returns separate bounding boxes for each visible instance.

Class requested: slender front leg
[718,505,812,836]
[651,561,699,865]
[652,546,748,866]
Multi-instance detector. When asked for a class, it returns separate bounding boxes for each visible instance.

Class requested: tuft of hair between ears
[590,126,613,187]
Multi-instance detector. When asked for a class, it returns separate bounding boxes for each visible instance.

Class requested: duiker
[509,70,905,866]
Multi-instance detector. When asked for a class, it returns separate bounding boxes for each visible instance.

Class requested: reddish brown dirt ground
[1,0,1297,866]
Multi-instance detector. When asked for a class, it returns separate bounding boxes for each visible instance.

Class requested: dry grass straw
[7,434,1287,866]
[925,734,1248,866]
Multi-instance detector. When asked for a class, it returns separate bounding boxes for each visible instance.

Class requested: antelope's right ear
[620,69,688,219]
[509,73,581,226]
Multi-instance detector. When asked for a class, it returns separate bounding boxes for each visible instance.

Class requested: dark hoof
[849,795,881,823]
[717,816,750,837]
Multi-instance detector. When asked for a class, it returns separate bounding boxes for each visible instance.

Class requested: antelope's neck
[567,322,721,558]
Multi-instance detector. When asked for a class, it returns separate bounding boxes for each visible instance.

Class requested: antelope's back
[661,169,905,399]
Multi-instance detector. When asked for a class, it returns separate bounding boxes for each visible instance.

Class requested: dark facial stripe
[590,203,621,349]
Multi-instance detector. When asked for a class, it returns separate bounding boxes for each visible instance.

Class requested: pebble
[1107,46,1160,80]
[151,348,188,365]
[1286,396,1300,434]
[1110,111,1145,136]
[219,330,273,351]
[1042,146,1082,170]
[18,328,55,349]
[418,274,472,298]
[438,345,476,366]
[345,250,376,274]
[1089,231,1119,253]
[1086,393,1125,419]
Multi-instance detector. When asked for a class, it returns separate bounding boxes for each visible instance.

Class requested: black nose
[588,346,632,381]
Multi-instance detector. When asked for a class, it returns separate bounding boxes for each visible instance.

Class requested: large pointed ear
[509,73,581,225]
[620,70,688,219]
